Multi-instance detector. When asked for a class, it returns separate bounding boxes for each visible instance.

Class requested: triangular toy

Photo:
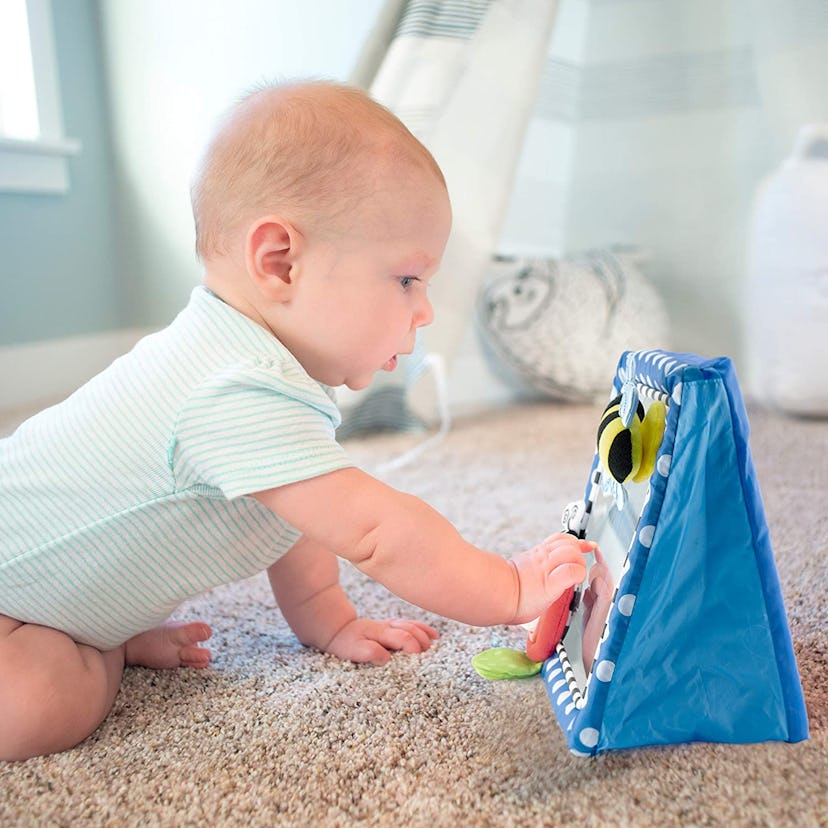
[541,349,809,755]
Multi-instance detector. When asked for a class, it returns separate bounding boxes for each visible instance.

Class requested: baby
[0,81,593,761]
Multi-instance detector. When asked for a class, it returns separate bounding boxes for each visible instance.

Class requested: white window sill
[0,134,81,194]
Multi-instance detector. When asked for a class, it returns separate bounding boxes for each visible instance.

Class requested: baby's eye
[399,276,419,289]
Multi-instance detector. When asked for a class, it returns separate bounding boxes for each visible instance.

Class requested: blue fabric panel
[598,375,792,749]
[715,359,810,742]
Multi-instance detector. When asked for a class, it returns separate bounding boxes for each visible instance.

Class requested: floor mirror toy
[476,349,810,757]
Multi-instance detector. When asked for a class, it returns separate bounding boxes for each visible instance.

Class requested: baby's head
[191,80,447,261]
[190,81,452,391]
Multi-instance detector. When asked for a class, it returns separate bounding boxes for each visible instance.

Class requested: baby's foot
[124,622,212,669]
[581,559,613,674]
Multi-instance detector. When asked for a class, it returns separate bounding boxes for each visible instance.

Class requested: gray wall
[0,0,122,347]
[97,0,384,332]
[0,0,384,349]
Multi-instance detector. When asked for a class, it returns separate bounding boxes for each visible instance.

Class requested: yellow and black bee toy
[597,394,667,484]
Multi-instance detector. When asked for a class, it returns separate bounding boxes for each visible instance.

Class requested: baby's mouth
[382,355,398,372]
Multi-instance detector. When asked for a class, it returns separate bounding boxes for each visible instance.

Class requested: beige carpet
[0,401,826,827]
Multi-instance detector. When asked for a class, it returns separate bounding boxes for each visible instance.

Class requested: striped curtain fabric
[339,0,557,436]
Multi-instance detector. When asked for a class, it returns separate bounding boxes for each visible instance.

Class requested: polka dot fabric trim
[543,350,692,756]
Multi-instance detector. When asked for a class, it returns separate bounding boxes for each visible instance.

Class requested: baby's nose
[415,296,434,328]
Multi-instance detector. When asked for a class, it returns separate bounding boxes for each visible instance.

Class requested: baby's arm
[267,535,438,664]
[254,467,589,630]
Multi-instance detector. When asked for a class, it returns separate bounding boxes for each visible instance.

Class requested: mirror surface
[562,395,664,691]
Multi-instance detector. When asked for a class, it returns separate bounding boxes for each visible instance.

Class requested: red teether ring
[525,586,575,663]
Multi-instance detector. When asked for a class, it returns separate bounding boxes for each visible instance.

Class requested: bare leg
[0,614,211,761]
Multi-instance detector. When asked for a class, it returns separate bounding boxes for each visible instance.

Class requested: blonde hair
[191,80,446,260]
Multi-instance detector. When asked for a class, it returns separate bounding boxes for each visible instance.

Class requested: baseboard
[0,328,153,412]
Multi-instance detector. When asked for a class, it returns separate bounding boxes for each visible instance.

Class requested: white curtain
[341,0,558,433]
[519,0,828,391]
[344,0,828,432]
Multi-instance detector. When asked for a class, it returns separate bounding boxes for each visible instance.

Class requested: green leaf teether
[471,647,543,680]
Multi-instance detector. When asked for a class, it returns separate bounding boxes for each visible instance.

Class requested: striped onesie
[0,287,352,650]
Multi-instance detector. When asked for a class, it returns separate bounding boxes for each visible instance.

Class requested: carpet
[0,401,826,827]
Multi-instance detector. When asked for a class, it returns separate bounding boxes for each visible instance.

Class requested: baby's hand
[323,618,439,666]
[509,534,593,624]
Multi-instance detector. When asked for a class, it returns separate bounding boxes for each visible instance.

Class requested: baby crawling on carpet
[0,81,594,761]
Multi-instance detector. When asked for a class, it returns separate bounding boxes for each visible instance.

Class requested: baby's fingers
[349,639,393,665]
[541,536,590,567]
[543,539,588,584]
[539,534,595,556]
[391,619,439,647]
[546,560,587,594]
[380,620,438,654]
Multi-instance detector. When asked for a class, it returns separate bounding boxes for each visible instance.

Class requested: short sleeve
[170,357,352,499]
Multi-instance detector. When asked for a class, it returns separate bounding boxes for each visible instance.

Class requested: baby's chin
[341,360,398,391]
[342,375,374,392]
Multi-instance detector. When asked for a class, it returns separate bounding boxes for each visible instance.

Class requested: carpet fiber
[1,401,826,826]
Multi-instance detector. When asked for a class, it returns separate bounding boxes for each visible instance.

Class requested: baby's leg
[0,614,124,761]
[0,614,211,761]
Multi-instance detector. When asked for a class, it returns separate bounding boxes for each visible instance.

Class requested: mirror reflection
[562,394,666,691]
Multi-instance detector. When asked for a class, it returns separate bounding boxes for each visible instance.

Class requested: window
[0,0,80,194]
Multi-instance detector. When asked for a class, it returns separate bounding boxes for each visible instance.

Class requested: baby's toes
[165,621,211,645]
[185,622,212,644]
[166,622,212,667]
[179,644,212,668]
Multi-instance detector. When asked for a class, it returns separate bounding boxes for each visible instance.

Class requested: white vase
[746,124,828,416]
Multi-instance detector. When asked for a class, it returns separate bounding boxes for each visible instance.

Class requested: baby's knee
[0,625,118,760]
[0,651,54,760]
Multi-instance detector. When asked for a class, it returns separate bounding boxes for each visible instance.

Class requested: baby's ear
[245,216,301,301]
